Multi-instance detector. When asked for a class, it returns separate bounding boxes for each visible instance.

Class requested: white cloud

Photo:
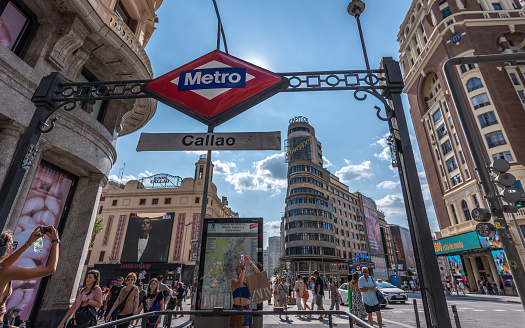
[376,194,407,217]
[221,153,288,194]
[213,160,237,175]
[108,173,137,184]
[374,147,391,162]
[322,155,333,168]
[264,221,281,237]
[335,160,373,182]
[138,170,154,178]
[376,180,400,190]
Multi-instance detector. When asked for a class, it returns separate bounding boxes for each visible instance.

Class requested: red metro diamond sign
[143,50,289,126]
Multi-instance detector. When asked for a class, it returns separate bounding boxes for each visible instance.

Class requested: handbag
[245,271,271,304]
[74,305,96,328]
[229,313,244,328]
[72,289,96,328]
[376,290,385,304]
[115,286,134,314]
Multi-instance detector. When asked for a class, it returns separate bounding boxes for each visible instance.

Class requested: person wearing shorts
[313,271,326,320]
[358,267,382,327]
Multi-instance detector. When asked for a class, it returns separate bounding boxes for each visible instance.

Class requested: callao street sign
[142,50,289,126]
[136,131,281,151]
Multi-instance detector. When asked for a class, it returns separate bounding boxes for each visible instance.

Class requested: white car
[337,281,407,307]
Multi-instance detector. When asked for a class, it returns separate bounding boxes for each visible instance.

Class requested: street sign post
[136,131,281,151]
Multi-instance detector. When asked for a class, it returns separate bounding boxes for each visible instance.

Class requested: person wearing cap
[2,306,25,327]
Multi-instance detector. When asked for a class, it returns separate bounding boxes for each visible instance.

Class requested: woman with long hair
[349,272,367,321]
[231,254,260,328]
[272,280,279,307]
[328,277,340,311]
[135,278,164,328]
[57,270,103,328]
[301,276,311,311]
[0,226,60,323]
[105,272,139,328]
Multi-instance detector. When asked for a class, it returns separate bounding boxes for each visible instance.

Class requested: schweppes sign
[433,231,482,255]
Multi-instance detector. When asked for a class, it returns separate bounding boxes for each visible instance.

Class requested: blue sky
[110,0,439,248]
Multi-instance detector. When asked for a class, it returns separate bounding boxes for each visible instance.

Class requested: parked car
[338,281,407,307]
[376,281,408,304]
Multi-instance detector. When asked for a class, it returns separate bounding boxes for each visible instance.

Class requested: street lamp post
[179,222,193,283]
[346,1,452,327]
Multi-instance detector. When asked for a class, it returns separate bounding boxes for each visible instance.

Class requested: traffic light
[471,208,491,222]
[490,159,522,203]
[338,264,341,270]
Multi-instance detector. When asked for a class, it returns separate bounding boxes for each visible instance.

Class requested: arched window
[466,78,483,92]
[462,200,471,221]
[451,204,458,224]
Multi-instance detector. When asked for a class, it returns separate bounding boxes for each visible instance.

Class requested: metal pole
[355,16,371,71]
[192,125,214,309]
[510,212,525,251]
[179,222,191,283]
[412,299,421,328]
[443,52,525,310]
[0,73,63,231]
[382,57,452,328]
[451,305,461,328]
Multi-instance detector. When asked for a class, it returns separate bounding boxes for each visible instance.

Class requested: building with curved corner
[398,0,525,293]
[282,117,376,282]
[0,0,162,325]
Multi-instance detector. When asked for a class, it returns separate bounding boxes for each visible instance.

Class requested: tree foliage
[90,216,104,248]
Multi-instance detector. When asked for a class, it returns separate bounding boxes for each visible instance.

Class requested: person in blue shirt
[358,267,382,327]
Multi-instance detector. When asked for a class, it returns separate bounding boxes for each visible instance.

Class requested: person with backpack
[135,278,165,328]
[277,277,289,320]
[57,270,103,328]
[105,273,139,328]
[358,267,382,327]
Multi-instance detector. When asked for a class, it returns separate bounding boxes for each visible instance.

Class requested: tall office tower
[398,0,525,292]
[268,235,282,277]
[282,117,365,281]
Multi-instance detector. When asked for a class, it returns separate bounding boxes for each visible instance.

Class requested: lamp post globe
[347,0,366,17]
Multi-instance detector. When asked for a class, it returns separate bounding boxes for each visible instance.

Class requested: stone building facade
[282,118,372,282]
[0,0,161,325]
[85,157,238,287]
[398,0,525,291]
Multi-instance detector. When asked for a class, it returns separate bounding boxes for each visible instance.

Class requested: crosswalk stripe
[494,310,506,312]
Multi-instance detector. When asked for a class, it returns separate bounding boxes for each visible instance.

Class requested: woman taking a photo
[135,278,164,328]
[0,226,60,323]
[231,254,259,328]
[105,272,139,328]
[57,270,103,328]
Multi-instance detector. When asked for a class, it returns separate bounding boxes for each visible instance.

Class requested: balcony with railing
[89,0,160,77]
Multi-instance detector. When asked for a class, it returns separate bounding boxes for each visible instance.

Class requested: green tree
[274,264,281,276]
[90,216,104,248]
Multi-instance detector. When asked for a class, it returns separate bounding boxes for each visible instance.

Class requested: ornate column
[0,120,24,184]
[469,256,482,292]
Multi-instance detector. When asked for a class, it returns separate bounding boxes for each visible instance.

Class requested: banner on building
[7,162,76,321]
[363,207,382,256]
[121,212,175,263]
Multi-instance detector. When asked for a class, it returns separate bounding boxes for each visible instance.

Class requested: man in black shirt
[314,271,326,320]
[104,277,124,324]
[175,282,185,317]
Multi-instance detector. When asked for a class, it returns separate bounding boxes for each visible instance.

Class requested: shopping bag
[245,271,272,304]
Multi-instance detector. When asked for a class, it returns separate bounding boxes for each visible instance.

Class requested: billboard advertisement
[492,250,511,276]
[120,212,175,263]
[399,226,416,270]
[433,231,482,255]
[446,255,465,276]
[200,218,263,309]
[7,162,76,320]
[390,225,415,270]
[479,232,502,249]
[363,207,382,256]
